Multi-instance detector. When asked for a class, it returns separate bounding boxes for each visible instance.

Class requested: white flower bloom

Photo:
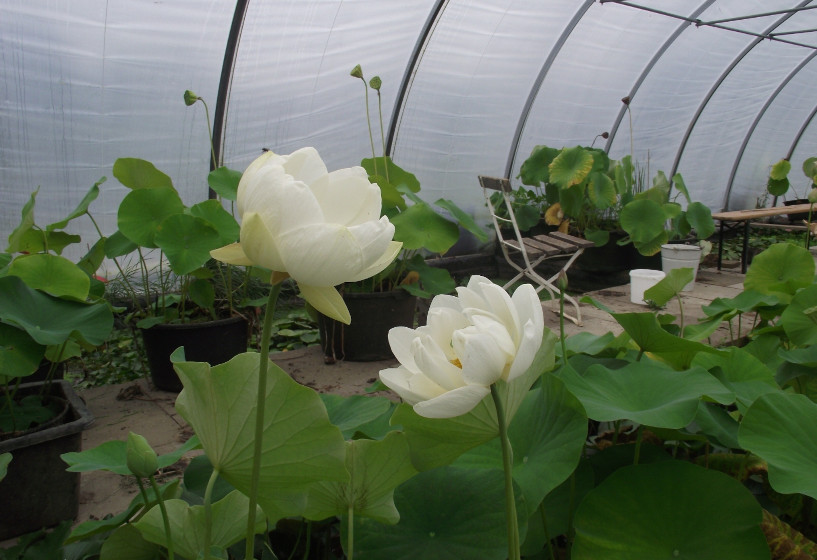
[211,147,401,324]
[380,276,544,418]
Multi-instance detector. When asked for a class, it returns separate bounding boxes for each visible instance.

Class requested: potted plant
[618,171,715,289]
[0,183,113,539]
[318,66,488,361]
[105,92,264,391]
[767,156,816,222]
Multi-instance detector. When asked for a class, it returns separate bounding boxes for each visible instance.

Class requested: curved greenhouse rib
[210,0,251,193]
[669,2,809,185]
[786,98,817,161]
[603,0,715,154]
[385,0,449,157]
[722,50,817,210]
[504,0,594,180]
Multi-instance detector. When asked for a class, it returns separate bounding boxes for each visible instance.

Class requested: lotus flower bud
[350,65,364,80]
[369,76,382,91]
[126,432,158,478]
[808,188,817,204]
[557,270,569,292]
[621,96,631,105]
[183,90,200,106]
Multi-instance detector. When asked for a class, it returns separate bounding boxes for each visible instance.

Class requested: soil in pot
[318,290,417,362]
[140,316,249,392]
[0,380,94,541]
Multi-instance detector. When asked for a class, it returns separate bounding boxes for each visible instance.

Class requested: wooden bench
[712,203,812,273]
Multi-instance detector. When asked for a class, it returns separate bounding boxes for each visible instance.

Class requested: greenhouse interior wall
[4,0,817,268]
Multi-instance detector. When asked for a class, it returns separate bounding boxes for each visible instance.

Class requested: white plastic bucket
[661,244,702,291]
[629,269,666,305]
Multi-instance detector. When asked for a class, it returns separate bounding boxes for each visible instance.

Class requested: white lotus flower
[211,147,401,324]
[379,276,544,418]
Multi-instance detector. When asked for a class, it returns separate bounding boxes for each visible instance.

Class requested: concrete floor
[72,265,746,527]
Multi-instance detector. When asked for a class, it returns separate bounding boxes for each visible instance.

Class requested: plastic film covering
[4,1,817,259]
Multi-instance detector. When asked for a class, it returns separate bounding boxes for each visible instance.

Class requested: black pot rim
[140,314,248,332]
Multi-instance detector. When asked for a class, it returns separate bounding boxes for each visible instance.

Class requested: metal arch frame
[667,2,811,192]
[603,1,715,154]
[723,50,817,210]
[385,0,450,157]
[503,0,595,180]
[786,96,817,160]
[210,0,251,199]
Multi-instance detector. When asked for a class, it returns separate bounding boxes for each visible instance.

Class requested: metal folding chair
[479,175,594,325]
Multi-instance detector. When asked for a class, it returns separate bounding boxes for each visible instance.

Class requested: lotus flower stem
[245,282,283,559]
[203,468,219,560]
[347,502,355,560]
[538,502,555,560]
[147,475,174,560]
[491,384,520,560]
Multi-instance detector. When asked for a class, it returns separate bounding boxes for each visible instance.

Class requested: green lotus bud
[808,188,817,204]
[350,64,364,80]
[126,432,158,478]
[183,90,199,106]
[557,270,568,292]
[369,76,382,91]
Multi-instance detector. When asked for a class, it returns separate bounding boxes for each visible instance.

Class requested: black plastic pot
[318,290,417,362]
[0,380,94,540]
[784,199,811,223]
[140,316,249,392]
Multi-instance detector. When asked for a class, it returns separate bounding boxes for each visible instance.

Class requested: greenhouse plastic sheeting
[4,1,817,260]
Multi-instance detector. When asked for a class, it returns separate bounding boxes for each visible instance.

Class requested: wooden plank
[478,176,512,193]
[547,231,596,249]
[712,203,812,222]
[531,234,576,254]
[522,237,560,256]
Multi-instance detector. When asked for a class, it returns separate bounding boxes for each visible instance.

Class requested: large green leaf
[173,351,348,523]
[619,198,666,243]
[117,187,185,248]
[433,198,489,242]
[134,491,264,558]
[320,394,394,440]
[361,156,421,193]
[353,466,527,560]
[556,361,731,428]
[609,311,720,369]
[780,284,817,346]
[99,524,161,560]
[391,330,556,471]
[587,171,616,209]
[7,253,90,301]
[451,375,587,518]
[519,145,559,186]
[549,146,594,189]
[739,391,817,499]
[6,189,39,254]
[0,322,45,378]
[692,347,778,413]
[189,199,240,246]
[573,461,768,559]
[47,177,105,231]
[154,213,221,276]
[744,243,814,302]
[0,275,113,346]
[207,167,242,201]
[104,230,138,258]
[404,253,456,297]
[62,436,200,475]
[390,202,459,253]
[685,201,715,239]
[643,267,694,307]
[304,431,418,524]
[113,158,173,190]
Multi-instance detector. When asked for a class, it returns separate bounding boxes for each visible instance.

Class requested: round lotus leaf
[549,146,594,189]
[573,461,768,559]
[117,187,184,248]
[744,243,814,300]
